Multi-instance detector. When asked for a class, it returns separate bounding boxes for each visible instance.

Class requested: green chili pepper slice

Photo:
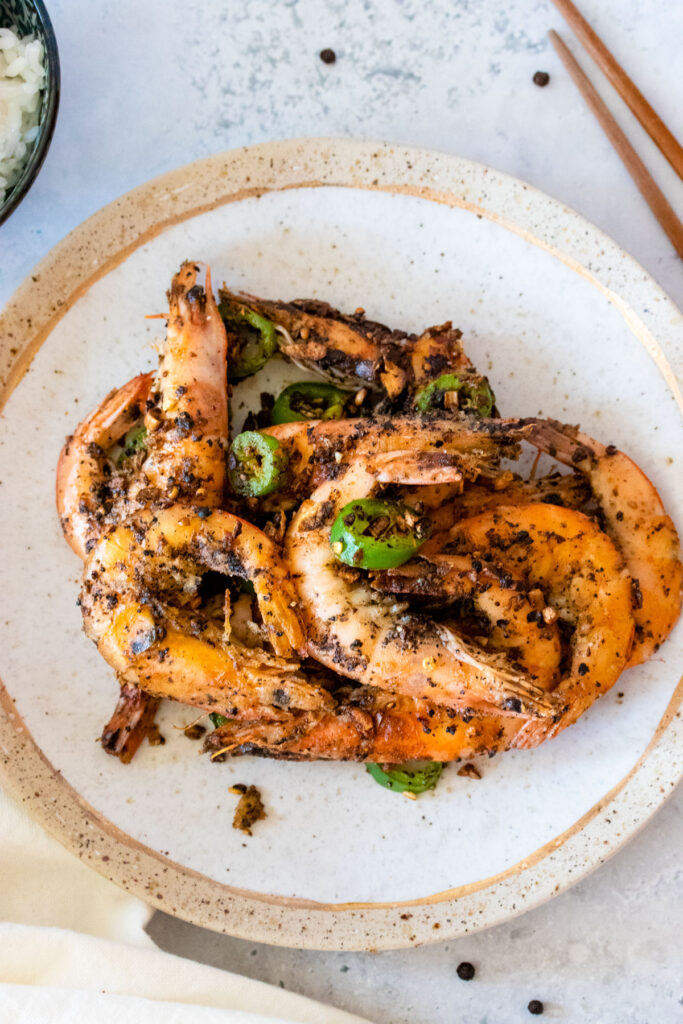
[271,382,350,425]
[366,760,444,794]
[229,431,288,497]
[209,713,230,729]
[414,373,495,417]
[330,498,431,570]
[116,422,148,466]
[219,299,278,380]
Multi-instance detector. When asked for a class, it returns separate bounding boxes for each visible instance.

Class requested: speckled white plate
[0,139,681,951]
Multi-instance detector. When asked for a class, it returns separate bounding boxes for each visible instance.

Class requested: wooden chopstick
[550,0,683,180]
[548,31,683,260]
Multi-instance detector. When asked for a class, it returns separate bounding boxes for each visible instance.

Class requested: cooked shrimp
[286,452,560,718]
[372,553,562,689]
[142,262,228,505]
[524,418,683,667]
[202,688,524,763]
[80,507,333,719]
[257,415,526,507]
[56,372,154,559]
[220,288,409,393]
[449,503,634,746]
[234,501,636,760]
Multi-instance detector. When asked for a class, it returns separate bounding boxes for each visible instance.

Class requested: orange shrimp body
[56,372,154,559]
[525,418,683,667]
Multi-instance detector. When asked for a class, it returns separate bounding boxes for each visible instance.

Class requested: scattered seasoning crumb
[147,724,165,746]
[457,763,482,780]
[403,790,417,801]
[183,723,206,740]
[320,48,336,64]
[340,965,350,972]
[231,784,266,835]
[456,961,476,981]
[533,70,550,87]
[528,999,544,1015]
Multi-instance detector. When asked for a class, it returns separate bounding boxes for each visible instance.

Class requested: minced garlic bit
[231,784,266,835]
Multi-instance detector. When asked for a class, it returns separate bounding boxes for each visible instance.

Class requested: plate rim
[0,136,681,951]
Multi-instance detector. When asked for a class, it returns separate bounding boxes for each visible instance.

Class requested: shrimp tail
[100,682,160,764]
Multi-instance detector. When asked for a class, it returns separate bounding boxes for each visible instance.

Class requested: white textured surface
[1,0,682,1021]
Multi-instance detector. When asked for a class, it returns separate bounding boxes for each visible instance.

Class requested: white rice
[0,25,46,204]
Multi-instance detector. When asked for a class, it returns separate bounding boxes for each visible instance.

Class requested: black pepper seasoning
[456,961,475,981]
[528,999,544,1015]
[320,48,336,65]
[533,71,550,87]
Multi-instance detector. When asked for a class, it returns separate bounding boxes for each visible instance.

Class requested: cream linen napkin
[0,788,371,1023]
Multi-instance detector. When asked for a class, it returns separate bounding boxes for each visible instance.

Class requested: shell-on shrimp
[202,688,524,763]
[372,553,562,690]
[524,418,683,667]
[256,415,526,510]
[230,501,637,761]
[285,448,561,719]
[220,288,411,394]
[57,262,229,558]
[56,372,154,559]
[449,503,635,746]
[142,262,228,505]
[80,507,332,720]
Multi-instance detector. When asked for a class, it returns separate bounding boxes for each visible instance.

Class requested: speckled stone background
[1,1,682,1022]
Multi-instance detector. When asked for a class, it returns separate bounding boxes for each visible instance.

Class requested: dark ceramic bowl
[0,0,60,225]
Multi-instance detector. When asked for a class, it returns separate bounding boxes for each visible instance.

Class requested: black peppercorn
[533,71,550,87]
[456,961,475,981]
[528,999,544,1015]
[320,48,336,65]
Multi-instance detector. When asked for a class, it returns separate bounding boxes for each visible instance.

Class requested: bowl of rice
[1,0,59,225]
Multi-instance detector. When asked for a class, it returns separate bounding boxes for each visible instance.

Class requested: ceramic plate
[1,139,681,951]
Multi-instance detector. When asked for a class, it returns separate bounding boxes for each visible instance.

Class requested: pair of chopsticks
[548,0,683,259]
